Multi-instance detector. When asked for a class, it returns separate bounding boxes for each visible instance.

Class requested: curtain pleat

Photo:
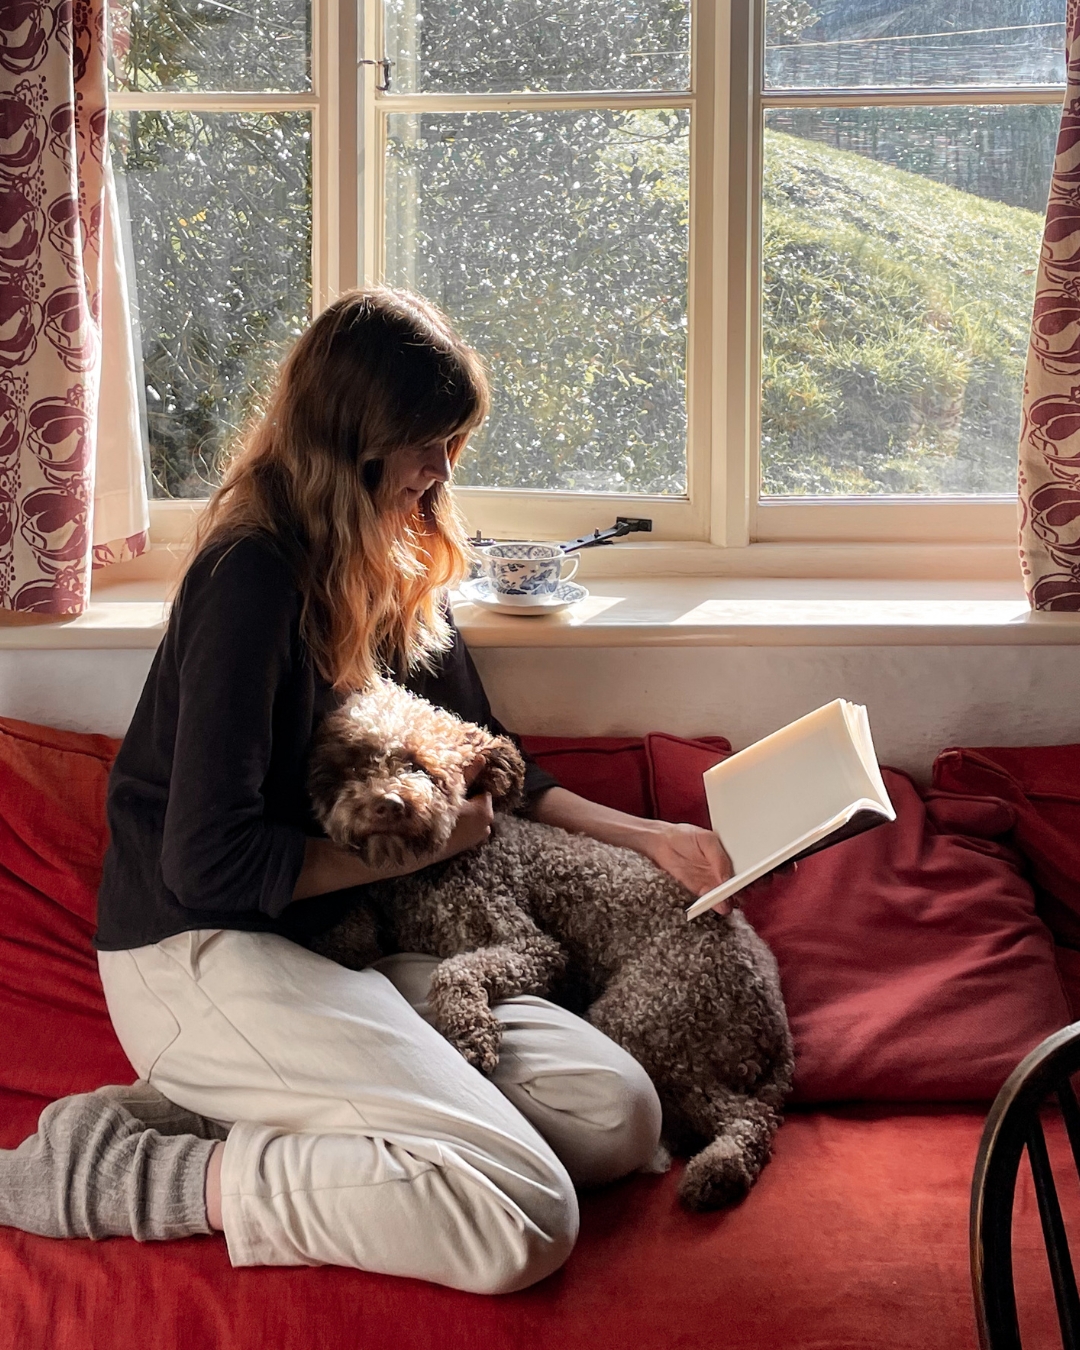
[0,0,149,615]
[1018,0,1080,609]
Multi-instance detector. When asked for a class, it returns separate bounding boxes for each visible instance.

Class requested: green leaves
[386,108,690,495]
[113,111,312,498]
[761,128,1045,495]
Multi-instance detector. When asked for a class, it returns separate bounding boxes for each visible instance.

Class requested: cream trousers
[97,929,661,1293]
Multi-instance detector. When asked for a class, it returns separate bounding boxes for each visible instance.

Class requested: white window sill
[1,575,1077,649]
[454,577,1078,648]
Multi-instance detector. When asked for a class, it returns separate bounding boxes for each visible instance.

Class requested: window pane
[385,110,689,495]
[111,112,312,498]
[760,105,1054,496]
[108,0,310,92]
[384,0,690,94]
[765,0,1065,89]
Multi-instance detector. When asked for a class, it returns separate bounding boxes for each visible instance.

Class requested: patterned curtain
[0,0,149,616]
[1018,0,1080,610]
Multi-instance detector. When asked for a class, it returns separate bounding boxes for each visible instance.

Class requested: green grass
[761,130,1043,495]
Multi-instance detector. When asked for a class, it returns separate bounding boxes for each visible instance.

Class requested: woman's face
[391,436,455,511]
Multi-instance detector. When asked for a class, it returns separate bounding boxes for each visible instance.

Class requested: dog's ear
[472,737,527,812]
[307,732,356,832]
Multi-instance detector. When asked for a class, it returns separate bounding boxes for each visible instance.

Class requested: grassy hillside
[761,129,1044,495]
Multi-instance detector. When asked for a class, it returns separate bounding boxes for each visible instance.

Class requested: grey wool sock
[94,1081,230,1141]
[0,1093,217,1241]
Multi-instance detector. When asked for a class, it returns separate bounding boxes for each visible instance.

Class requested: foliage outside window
[760,0,1063,498]
[108,0,313,498]
[108,0,1067,533]
[381,0,693,496]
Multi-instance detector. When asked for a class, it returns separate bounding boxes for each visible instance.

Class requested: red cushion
[933,744,1080,947]
[521,737,656,818]
[522,734,732,822]
[646,735,1070,1103]
[644,733,732,829]
[0,717,132,1099]
[0,1097,1073,1350]
[1056,946,1080,1021]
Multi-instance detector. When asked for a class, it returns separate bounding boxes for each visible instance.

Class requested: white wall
[474,646,1080,781]
[0,649,155,740]
[2,643,1078,780]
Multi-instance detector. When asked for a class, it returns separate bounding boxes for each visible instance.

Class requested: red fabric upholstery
[645,736,1070,1104]
[1056,945,1080,1021]
[522,735,732,821]
[0,719,1073,1350]
[933,743,1080,948]
[0,718,131,1099]
[0,1094,1073,1350]
[643,733,732,829]
[521,737,655,818]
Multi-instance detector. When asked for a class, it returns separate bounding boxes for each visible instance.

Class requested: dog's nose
[373,792,405,821]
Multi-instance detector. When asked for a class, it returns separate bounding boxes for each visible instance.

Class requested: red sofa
[2,719,1079,1350]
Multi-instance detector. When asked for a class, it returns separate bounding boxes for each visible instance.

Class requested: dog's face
[308,727,462,869]
[308,682,528,870]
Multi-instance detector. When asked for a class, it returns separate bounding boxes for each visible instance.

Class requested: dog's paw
[678,1138,755,1211]
[437,1007,502,1075]
[449,1021,502,1076]
[429,960,504,1074]
[471,738,526,812]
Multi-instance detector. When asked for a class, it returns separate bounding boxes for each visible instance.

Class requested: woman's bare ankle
[205,1141,225,1231]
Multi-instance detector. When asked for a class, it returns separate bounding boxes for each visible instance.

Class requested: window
[112,1,1066,564]
[755,0,1065,550]
[108,0,315,498]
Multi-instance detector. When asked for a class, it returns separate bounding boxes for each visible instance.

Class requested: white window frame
[751,50,1064,555]
[129,0,1062,576]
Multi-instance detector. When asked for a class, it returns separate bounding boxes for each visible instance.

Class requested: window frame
[750,36,1064,553]
[364,0,715,543]
[130,0,1061,573]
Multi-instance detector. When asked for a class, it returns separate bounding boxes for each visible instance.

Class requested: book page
[687,701,895,920]
[703,702,885,874]
[842,700,893,814]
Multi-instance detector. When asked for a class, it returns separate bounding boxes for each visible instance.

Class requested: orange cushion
[0,1097,1073,1350]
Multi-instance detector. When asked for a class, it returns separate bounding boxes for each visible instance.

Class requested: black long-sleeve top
[94,533,558,951]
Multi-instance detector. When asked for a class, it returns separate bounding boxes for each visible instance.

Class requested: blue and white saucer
[460,577,588,616]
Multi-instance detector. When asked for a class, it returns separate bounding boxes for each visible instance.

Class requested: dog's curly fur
[308,680,525,868]
[307,680,795,1211]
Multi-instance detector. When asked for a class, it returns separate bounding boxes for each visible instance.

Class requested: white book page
[686,701,894,920]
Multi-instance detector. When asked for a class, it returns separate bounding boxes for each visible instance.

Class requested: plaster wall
[2,643,1076,780]
[472,646,1080,782]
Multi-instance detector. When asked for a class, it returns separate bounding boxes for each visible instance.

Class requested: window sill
[2,574,1076,650]
[453,577,1076,648]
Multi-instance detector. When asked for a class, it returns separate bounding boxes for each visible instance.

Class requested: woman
[0,289,732,1292]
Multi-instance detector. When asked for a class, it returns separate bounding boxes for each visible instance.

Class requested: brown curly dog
[307,679,794,1211]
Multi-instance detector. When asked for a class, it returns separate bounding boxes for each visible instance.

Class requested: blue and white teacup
[482,542,579,605]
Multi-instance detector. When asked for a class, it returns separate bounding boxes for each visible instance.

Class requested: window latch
[359,58,393,92]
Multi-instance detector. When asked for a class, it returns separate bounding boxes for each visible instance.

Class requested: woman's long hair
[185,287,488,691]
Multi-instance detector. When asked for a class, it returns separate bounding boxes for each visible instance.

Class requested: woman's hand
[637,821,735,907]
[424,756,495,862]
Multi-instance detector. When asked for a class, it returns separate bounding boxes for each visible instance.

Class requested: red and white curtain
[1,0,148,616]
[1019,0,1080,609]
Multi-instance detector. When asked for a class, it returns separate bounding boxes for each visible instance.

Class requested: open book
[686,700,896,920]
